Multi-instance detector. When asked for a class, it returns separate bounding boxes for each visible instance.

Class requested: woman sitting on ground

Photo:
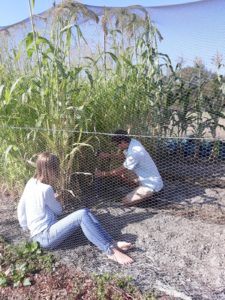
[17,152,133,265]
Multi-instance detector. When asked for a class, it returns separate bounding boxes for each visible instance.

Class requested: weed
[0,236,55,288]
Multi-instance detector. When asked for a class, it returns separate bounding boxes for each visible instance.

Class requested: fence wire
[0,0,225,297]
[0,128,225,299]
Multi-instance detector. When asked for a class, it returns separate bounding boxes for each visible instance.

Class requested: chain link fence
[1,0,225,298]
[1,127,225,298]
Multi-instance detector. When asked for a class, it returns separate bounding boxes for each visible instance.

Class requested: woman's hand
[55,192,63,200]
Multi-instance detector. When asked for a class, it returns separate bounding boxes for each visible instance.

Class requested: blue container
[199,141,213,158]
[218,142,225,160]
[164,139,179,154]
[181,138,196,157]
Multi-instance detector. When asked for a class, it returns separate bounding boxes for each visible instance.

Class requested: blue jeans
[32,208,113,254]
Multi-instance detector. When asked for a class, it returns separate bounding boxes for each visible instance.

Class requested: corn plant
[0,0,224,193]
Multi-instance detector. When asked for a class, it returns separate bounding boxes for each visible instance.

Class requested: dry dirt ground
[1,161,225,300]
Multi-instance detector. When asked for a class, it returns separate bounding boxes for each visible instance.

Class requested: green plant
[0,0,224,194]
[0,237,55,288]
[92,273,147,299]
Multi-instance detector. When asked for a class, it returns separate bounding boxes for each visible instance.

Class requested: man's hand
[95,170,106,177]
[95,169,119,177]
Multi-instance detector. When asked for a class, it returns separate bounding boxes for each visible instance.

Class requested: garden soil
[1,163,225,300]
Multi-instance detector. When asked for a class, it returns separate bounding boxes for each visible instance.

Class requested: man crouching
[95,129,163,206]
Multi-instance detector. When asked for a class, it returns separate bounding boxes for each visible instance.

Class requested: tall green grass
[0,0,224,191]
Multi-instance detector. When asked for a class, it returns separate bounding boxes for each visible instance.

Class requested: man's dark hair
[111,129,131,144]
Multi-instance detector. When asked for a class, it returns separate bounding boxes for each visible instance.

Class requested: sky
[0,0,201,27]
[0,0,224,73]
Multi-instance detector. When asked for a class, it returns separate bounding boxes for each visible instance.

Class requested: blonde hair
[34,152,60,186]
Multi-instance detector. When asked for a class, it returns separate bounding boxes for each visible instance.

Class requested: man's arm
[98,151,125,160]
[95,165,126,177]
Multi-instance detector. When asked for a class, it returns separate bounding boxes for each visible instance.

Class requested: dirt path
[1,177,225,300]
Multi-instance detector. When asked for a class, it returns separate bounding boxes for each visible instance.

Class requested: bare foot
[107,248,134,265]
[116,241,134,251]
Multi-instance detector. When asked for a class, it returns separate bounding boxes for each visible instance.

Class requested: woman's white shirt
[17,178,62,237]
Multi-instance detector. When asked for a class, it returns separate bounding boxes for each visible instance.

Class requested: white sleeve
[17,196,28,230]
[123,153,139,170]
[45,187,62,216]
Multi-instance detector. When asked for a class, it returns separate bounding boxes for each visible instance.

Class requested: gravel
[1,179,225,300]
